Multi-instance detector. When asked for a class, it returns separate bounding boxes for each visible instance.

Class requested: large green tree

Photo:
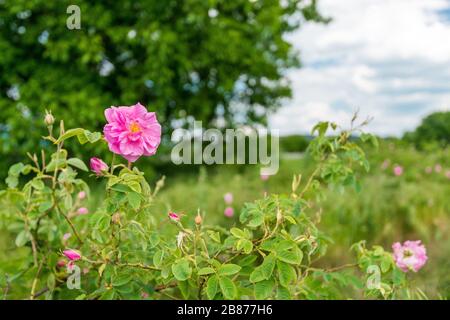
[0,0,327,167]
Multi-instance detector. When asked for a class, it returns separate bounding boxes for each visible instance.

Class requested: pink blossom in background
[141,292,149,299]
[103,103,162,162]
[168,212,180,222]
[223,192,233,204]
[446,170,450,179]
[62,233,71,241]
[260,174,269,181]
[392,240,428,272]
[63,249,81,261]
[77,207,89,215]
[224,207,234,218]
[90,157,109,175]
[393,165,403,176]
[434,164,442,173]
[381,159,390,170]
[425,166,432,174]
[77,191,86,200]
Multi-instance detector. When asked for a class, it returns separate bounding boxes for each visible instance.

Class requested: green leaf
[15,230,29,247]
[236,239,253,254]
[178,280,190,299]
[276,286,291,300]
[127,192,142,210]
[198,267,215,276]
[254,279,274,300]
[218,264,241,276]
[219,277,237,300]
[31,178,45,190]
[54,128,84,144]
[277,260,297,287]
[172,259,192,281]
[112,274,132,287]
[67,158,89,172]
[206,275,219,300]
[153,250,164,268]
[250,253,276,283]
[230,227,246,238]
[277,246,303,265]
[38,201,53,213]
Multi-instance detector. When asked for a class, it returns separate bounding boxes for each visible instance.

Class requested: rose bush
[0,105,428,300]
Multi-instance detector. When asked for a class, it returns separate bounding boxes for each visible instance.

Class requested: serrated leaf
[172,259,192,281]
[67,158,88,172]
[254,279,274,299]
[15,230,29,247]
[219,277,237,300]
[206,275,218,300]
[218,264,241,276]
[198,267,215,276]
[277,260,297,287]
[250,253,276,283]
[277,246,303,265]
[54,128,84,144]
[153,250,164,268]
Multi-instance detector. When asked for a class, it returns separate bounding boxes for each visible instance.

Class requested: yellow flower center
[129,121,141,133]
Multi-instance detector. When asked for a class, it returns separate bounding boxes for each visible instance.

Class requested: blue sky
[269,0,450,136]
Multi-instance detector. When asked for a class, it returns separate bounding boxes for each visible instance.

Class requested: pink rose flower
[77,207,89,215]
[168,212,180,222]
[260,174,270,181]
[392,240,428,272]
[77,191,86,200]
[63,249,81,261]
[224,207,234,218]
[103,103,162,163]
[90,157,109,175]
[393,165,403,176]
[62,233,72,241]
[223,192,233,204]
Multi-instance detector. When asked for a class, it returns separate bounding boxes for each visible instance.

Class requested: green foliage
[0,114,427,300]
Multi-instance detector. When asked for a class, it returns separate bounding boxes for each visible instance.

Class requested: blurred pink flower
[168,212,180,222]
[77,191,86,200]
[434,164,442,173]
[57,260,67,268]
[90,157,109,175]
[381,159,390,170]
[103,103,162,163]
[224,207,234,218]
[223,192,233,204]
[77,207,89,215]
[393,165,403,176]
[392,240,428,272]
[446,170,450,179]
[425,166,432,174]
[63,249,81,261]
[260,174,269,181]
[141,292,149,299]
[62,233,71,241]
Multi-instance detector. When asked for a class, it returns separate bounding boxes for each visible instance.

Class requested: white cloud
[270,0,450,136]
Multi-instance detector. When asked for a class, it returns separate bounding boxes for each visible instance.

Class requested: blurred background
[0,0,449,298]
